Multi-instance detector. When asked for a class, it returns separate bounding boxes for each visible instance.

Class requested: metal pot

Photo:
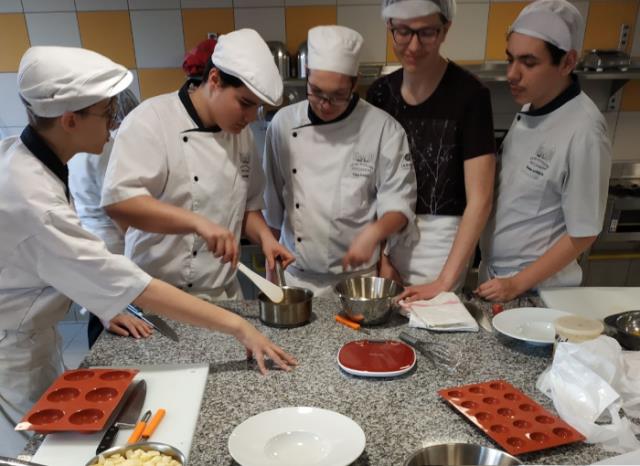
[404,443,521,466]
[85,442,186,466]
[258,262,312,328]
[267,41,290,79]
[297,41,308,79]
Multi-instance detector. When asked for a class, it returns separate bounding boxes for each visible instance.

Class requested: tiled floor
[57,321,89,369]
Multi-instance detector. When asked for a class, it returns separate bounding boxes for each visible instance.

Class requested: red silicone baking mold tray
[438,379,585,455]
[16,368,138,434]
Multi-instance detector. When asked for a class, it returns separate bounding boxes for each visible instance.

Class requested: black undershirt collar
[178,80,222,133]
[20,125,70,201]
[522,74,581,117]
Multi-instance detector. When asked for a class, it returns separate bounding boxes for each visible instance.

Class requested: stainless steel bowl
[259,286,313,328]
[85,442,186,466]
[604,310,640,350]
[404,443,521,466]
[335,276,404,325]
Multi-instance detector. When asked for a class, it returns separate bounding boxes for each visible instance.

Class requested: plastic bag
[536,335,640,453]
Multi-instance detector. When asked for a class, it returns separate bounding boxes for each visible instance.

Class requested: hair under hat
[510,0,584,52]
[18,46,132,118]
[381,0,456,21]
[307,25,364,77]
[212,29,283,106]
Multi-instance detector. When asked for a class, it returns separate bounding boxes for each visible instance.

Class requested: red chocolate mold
[18,368,138,434]
[438,379,585,455]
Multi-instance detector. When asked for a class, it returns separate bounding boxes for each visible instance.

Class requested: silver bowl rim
[403,442,522,466]
[334,276,405,300]
[85,441,186,466]
[605,310,640,336]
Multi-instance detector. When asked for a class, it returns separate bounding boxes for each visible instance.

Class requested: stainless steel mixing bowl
[335,276,404,325]
[404,443,522,466]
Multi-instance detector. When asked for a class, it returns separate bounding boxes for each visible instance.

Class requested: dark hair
[544,41,567,66]
[20,96,56,130]
[307,69,358,87]
[200,57,244,87]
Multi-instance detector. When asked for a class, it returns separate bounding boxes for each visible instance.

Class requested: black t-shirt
[366,62,495,216]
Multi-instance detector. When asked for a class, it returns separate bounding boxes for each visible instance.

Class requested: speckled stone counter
[30,296,617,465]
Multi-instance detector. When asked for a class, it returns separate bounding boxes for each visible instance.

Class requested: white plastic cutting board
[31,364,208,466]
[540,287,640,320]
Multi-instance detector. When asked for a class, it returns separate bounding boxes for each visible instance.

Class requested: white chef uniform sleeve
[561,119,612,237]
[101,108,168,206]
[245,129,266,212]
[375,122,417,224]
[16,206,151,323]
[262,120,285,230]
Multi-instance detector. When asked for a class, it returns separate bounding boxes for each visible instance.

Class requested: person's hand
[475,277,523,302]
[235,321,298,375]
[397,278,449,302]
[106,313,153,339]
[194,218,239,266]
[342,225,380,271]
[378,254,403,283]
[261,238,295,276]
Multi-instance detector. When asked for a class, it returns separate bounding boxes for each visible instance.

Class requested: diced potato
[90,448,181,466]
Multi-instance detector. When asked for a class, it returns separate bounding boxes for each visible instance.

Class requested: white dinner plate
[492,307,570,345]
[228,407,366,466]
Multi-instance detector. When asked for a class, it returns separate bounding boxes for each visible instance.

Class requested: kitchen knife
[96,379,147,454]
[126,305,179,342]
[465,301,493,332]
[0,457,47,466]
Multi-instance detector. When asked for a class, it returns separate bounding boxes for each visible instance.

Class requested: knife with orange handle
[142,409,166,440]
[127,410,151,444]
[335,315,370,334]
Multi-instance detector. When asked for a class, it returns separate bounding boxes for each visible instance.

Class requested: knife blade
[465,301,493,332]
[126,305,179,342]
[0,456,47,466]
[96,379,147,454]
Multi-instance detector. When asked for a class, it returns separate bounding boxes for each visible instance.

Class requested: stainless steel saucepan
[259,261,312,328]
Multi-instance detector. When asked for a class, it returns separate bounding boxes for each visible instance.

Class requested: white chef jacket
[68,134,124,254]
[0,127,151,454]
[480,83,612,288]
[263,96,417,279]
[102,82,265,294]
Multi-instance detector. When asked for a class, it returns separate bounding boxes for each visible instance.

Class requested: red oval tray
[338,339,416,377]
[15,368,138,434]
[438,379,585,455]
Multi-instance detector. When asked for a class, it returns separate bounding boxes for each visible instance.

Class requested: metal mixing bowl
[335,276,404,325]
[85,442,186,466]
[404,443,521,466]
[604,310,640,350]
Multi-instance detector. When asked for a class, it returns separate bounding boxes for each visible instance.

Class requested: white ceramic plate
[228,407,366,466]
[492,307,570,345]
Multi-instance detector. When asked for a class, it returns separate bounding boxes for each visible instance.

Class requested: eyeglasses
[390,25,442,46]
[78,99,119,126]
[306,83,353,107]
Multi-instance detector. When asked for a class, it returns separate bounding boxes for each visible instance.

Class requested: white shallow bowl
[492,307,570,345]
[228,407,365,466]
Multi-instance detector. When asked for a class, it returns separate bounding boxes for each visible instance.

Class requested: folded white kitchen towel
[399,292,479,332]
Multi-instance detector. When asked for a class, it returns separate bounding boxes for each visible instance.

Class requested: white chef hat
[382,0,456,22]
[212,28,283,106]
[510,0,584,52]
[18,46,132,118]
[308,25,363,77]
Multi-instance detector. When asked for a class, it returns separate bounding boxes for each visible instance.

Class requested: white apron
[478,259,583,289]
[389,214,465,288]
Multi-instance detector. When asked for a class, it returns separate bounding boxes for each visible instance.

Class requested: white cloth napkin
[399,292,479,332]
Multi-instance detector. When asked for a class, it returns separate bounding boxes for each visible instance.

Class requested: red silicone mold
[16,368,138,434]
[438,379,585,455]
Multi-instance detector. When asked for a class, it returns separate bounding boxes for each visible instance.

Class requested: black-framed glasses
[77,98,119,126]
[306,82,354,107]
[390,25,442,46]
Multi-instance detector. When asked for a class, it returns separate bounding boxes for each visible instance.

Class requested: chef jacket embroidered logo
[351,152,375,177]
[401,153,412,170]
[524,145,554,180]
[239,152,251,179]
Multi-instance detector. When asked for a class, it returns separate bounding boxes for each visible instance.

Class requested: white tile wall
[234,0,284,6]
[338,5,387,63]
[129,0,180,9]
[128,70,142,101]
[181,0,233,7]
[235,7,286,42]
[75,0,129,11]
[22,0,75,12]
[441,2,490,61]
[130,10,185,68]
[0,73,28,127]
[613,112,640,159]
[26,12,82,47]
[0,0,22,13]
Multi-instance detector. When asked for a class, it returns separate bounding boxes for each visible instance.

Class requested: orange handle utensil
[142,409,166,440]
[335,315,361,330]
[127,410,151,444]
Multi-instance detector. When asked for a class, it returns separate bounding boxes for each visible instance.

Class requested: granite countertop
[28,295,615,465]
